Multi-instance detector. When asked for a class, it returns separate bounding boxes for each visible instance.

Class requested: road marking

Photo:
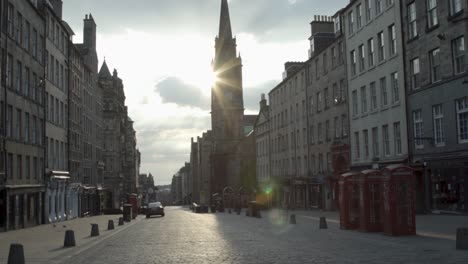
[299,215,340,224]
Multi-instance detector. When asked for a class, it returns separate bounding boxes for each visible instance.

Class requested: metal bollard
[118,217,124,226]
[64,230,76,247]
[237,208,241,215]
[90,223,100,237]
[456,227,468,250]
[246,210,250,217]
[7,244,25,264]
[319,217,328,229]
[108,219,115,230]
[290,214,296,224]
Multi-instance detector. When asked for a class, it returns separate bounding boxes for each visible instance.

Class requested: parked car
[146,202,165,218]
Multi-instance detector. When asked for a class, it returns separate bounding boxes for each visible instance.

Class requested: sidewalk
[0,215,142,264]
[264,209,468,240]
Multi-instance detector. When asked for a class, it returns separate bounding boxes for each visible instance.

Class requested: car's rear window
[149,202,162,208]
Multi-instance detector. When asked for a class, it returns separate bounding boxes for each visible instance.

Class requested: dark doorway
[0,190,5,230]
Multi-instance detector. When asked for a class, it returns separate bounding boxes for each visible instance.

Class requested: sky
[63,0,347,185]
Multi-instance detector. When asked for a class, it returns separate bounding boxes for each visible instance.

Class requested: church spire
[218,0,232,40]
[99,59,111,78]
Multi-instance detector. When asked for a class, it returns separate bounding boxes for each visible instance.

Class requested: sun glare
[182,66,218,96]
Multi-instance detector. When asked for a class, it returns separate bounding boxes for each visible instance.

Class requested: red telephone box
[359,169,384,232]
[382,164,416,236]
[127,194,138,219]
[339,172,361,230]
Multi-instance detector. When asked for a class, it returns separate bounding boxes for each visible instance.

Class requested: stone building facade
[1,0,46,231]
[99,62,127,210]
[343,0,409,172]
[305,13,350,211]
[254,95,271,203]
[42,0,70,224]
[401,0,468,213]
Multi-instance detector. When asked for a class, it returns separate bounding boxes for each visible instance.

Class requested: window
[7,4,14,37]
[370,82,377,111]
[352,90,358,116]
[17,155,22,180]
[25,21,30,51]
[382,125,390,156]
[317,92,322,112]
[351,50,356,76]
[377,31,385,61]
[408,3,417,39]
[413,110,424,148]
[355,132,360,159]
[375,0,383,15]
[331,47,337,68]
[427,0,438,28]
[323,52,328,74]
[326,120,330,142]
[315,59,319,80]
[410,58,420,89]
[16,12,23,44]
[310,125,315,144]
[368,38,374,67]
[388,24,396,56]
[16,109,22,141]
[456,97,468,143]
[363,130,369,158]
[372,127,379,157]
[365,0,372,22]
[432,105,444,146]
[33,157,38,179]
[335,117,340,138]
[55,99,59,124]
[6,105,12,138]
[361,86,368,114]
[333,83,339,103]
[338,41,344,65]
[25,156,30,179]
[342,115,348,137]
[380,77,388,107]
[7,153,13,179]
[359,44,365,72]
[32,29,38,59]
[429,48,441,82]
[324,88,329,109]
[7,54,13,88]
[24,67,30,97]
[50,95,54,122]
[348,11,354,34]
[340,79,346,102]
[450,0,462,16]
[15,60,22,93]
[356,4,362,29]
[453,36,465,75]
[25,113,29,143]
[393,122,402,154]
[391,72,399,103]
[32,116,37,144]
[318,123,323,142]
[387,0,394,6]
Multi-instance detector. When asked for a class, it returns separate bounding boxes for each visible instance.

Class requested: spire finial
[219,0,232,40]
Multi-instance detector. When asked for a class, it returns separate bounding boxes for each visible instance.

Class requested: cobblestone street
[27,207,468,264]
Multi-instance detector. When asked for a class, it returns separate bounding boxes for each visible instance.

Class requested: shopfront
[429,161,467,213]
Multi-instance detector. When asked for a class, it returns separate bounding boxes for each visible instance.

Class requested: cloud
[154,77,210,110]
[244,80,278,111]
[64,0,348,43]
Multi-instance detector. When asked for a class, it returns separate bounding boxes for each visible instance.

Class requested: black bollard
[456,227,468,250]
[90,224,100,237]
[118,217,124,226]
[64,230,76,247]
[319,217,328,229]
[290,214,296,224]
[108,219,115,230]
[246,210,250,217]
[228,209,232,214]
[7,244,25,264]
[237,208,241,215]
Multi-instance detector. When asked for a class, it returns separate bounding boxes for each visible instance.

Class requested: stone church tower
[211,0,245,200]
